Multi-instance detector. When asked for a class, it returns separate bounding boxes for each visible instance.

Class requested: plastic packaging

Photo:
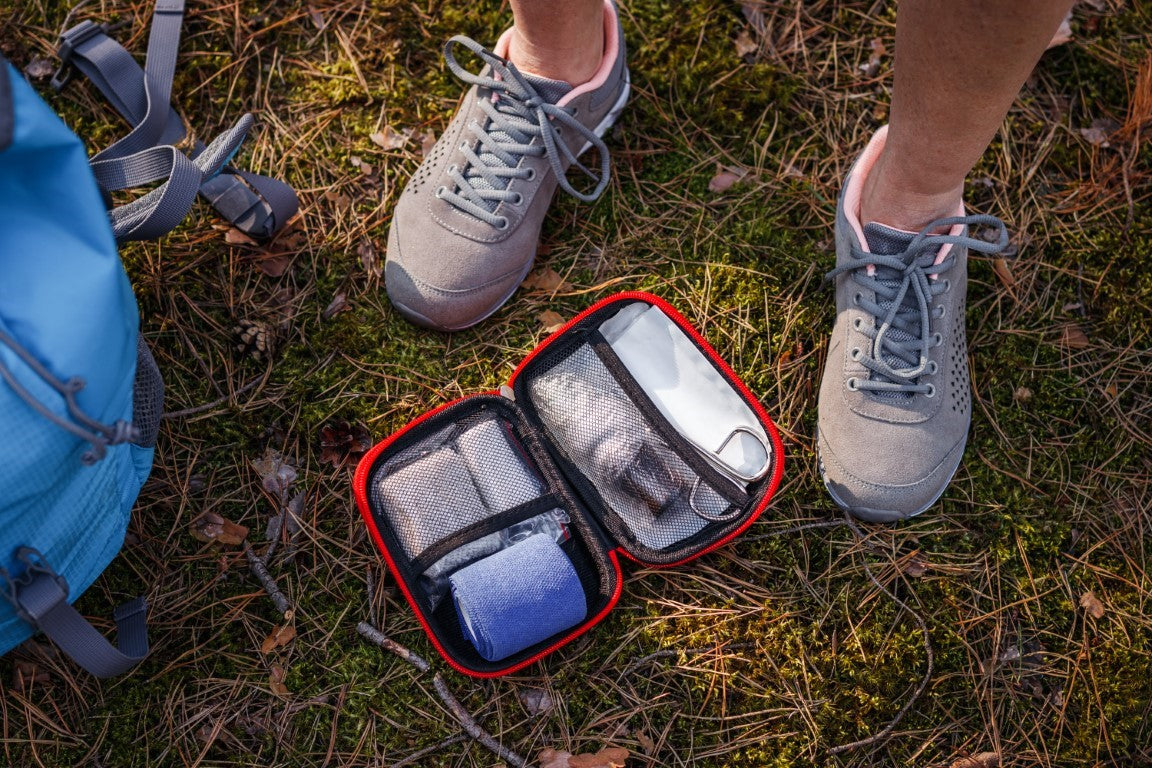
[599,303,771,483]
[420,509,571,608]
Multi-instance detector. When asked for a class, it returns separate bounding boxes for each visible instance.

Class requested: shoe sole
[394,71,633,332]
[816,427,967,523]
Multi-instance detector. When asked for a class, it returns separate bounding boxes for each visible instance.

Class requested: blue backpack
[0,0,297,676]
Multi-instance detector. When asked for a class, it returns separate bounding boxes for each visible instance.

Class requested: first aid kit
[354,292,785,677]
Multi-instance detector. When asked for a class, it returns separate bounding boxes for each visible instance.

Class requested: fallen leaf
[261,624,297,654]
[418,129,437,157]
[538,310,566,333]
[189,512,249,546]
[307,5,326,29]
[948,753,1000,768]
[568,747,630,768]
[522,267,571,293]
[323,292,350,320]
[23,58,54,79]
[252,449,298,502]
[537,749,572,768]
[519,687,555,717]
[1080,116,1121,147]
[635,729,656,754]
[1080,590,1105,619]
[225,228,259,247]
[359,239,382,277]
[1059,323,1091,350]
[370,126,409,150]
[741,1,766,35]
[266,492,305,543]
[735,29,758,61]
[254,253,293,277]
[269,664,289,695]
[1047,10,1073,49]
[992,258,1016,291]
[1105,381,1118,399]
[902,554,928,578]
[998,645,1022,664]
[708,165,749,193]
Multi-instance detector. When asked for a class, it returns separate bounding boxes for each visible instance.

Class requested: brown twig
[161,376,262,420]
[391,734,468,768]
[356,621,530,768]
[827,513,935,755]
[244,541,293,620]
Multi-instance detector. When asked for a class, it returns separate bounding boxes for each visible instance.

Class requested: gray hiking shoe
[385,2,630,330]
[817,128,1008,521]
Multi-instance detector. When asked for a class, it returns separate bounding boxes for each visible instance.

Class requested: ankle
[507,27,604,86]
[859,152,964,233]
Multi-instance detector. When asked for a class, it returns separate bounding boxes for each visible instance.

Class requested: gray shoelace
[825,214,1009,395]
[438,35,611,229]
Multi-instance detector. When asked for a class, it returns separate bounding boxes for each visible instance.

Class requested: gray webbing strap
[2,549,148,679]
[53,2,298,239]
[93,113,253,241]
[89,0,185,163]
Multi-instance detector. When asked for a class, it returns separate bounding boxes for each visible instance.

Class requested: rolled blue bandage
[450,533,587,662]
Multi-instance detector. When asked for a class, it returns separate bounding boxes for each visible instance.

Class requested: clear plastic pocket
[526,342,744,551]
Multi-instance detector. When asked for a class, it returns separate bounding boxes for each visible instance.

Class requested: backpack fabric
[0,56,158,675]
[0,0,298,677]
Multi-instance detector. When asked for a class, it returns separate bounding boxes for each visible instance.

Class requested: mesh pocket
[368,413,548,561]
[527,344,734,551]
[131,336,164,448]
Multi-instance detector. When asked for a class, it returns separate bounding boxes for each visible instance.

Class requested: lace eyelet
[924,383,937,398]
[447,164,458,175]
[434,186,446,199]
[933,333,943,347]
[942,279,952,292]
[853,293,863,306]
[494,217,510,230]
[850,347,862,361]
[936,306,946,319]
[852,317,863,331]
[510,192,524,205]
[927,361,938,375]
[846,377,859,392]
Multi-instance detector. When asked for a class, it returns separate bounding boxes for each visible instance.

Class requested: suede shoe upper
[817,128,1009,520]
[386,1,629,330]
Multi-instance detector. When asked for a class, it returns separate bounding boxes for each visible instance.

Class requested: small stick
[162,376,262,420]
[390,734,468,768]
[245,541,293,620]
[356,621,530,768]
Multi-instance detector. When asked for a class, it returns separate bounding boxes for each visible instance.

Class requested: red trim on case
[353,291,786,676]
[353,394,627,678]
[509,291,786,568]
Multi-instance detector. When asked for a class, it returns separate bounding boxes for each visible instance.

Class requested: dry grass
[1,0,1151,766]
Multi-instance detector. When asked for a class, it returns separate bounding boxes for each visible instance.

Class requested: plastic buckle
[8,548,70,624]
[51,20,105,90]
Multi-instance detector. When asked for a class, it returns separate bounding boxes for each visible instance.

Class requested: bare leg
[861,0,1074,231]
[507,0,604,85]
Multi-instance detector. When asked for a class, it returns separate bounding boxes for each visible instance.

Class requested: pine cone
[234,319,276,361]
[319,421,373,468]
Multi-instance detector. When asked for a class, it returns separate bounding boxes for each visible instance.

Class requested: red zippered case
[353,292,785,677]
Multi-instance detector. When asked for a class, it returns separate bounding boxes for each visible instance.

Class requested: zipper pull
[499,384,516,401]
